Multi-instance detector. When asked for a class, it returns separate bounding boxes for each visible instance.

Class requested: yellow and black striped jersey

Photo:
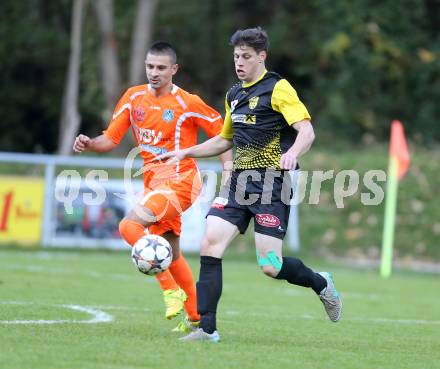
[220,71,311,170]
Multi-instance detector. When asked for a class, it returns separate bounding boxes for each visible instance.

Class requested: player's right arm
[154,92,234,164]
[186,134,233,158]
[73,134,117,153]
[73,88,132,154]
[154,135,233,165]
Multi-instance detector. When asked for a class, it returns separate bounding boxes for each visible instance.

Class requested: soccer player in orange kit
[73,41,232,332]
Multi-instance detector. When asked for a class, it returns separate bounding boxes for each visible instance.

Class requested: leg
[254,232,342,322]
[118,204,155,246]
[255,232,326,291]
[251,170,341,322]
[179,216,238,342]
[119,191,165,243]
[119,203,182,318]
[180,172,251,341]
[163,232,199,323]
[254,232,283,277]
[198,216,238,332]
[145,172,202,322]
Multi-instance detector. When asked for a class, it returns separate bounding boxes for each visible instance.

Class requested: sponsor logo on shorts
[211,197,228,210]
[255,214,280,228]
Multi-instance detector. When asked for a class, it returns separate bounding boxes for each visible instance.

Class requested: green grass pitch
[1,248,439,369]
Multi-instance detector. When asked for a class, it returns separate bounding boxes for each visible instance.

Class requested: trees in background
[93,0,121,122]
[129,0,158,85]
[58,0,158,155]
[0,0,438,153]
[0,1,70,153]
[58,0,87,155]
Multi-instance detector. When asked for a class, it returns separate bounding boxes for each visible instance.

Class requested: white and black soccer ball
[131,234,173,276]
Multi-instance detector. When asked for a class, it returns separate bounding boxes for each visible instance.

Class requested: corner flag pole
[380,157,399,278]
[380,120,410,278]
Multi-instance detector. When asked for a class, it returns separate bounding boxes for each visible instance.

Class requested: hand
[280,151,297,170]
[151,149,188,165]
[73,134,91,153]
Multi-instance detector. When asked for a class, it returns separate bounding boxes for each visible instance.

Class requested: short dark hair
[147,41,177,64]
[230,27,269,53]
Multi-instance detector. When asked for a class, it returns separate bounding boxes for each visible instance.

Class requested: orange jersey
[104,84,223,185]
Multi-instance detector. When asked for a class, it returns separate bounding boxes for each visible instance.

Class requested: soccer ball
[131,234,173,275]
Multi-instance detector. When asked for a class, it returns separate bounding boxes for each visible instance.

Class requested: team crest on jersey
[248,96,259,109]
[162,109,174,123]
[133,107,146,121]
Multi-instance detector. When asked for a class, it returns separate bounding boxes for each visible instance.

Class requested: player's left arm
[271,79,315,170]
[280,120,315,170]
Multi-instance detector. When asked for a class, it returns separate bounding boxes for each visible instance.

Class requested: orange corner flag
[390,120,410,180]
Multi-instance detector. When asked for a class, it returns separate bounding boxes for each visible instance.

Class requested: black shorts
[207,169,293,240]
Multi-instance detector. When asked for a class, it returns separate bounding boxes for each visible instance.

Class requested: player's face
[145,53,178,90]
[233,45,266,83]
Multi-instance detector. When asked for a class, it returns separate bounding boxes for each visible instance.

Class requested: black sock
[275,257,326,294]
[197,256,222,334]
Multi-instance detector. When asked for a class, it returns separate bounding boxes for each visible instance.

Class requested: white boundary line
[0,264,134,281]
[2,301,439,326]
[0,302,113,325]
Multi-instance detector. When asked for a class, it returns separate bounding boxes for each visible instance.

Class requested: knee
[200,233,224,257]
[200,235,215,254]
[118,219,132,244]
[119,218,144,246]
[256,250,283,278]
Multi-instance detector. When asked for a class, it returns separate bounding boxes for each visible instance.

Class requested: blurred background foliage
[0,0,439,153]
[0,0,438,260]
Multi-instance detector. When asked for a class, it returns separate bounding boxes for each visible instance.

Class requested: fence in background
[0,152,300,251]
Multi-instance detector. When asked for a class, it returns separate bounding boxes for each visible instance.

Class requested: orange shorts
[140,168,202,236]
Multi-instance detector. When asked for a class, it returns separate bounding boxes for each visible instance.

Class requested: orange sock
[155,270,179,290]
[118,219,178,290]
[169,254,200,321]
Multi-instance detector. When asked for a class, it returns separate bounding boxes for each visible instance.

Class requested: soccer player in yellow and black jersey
[156,27,342,342]
[222,70,311,171]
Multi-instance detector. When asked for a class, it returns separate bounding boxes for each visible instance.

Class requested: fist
[73,134,91,153]
[280,152,297,170]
